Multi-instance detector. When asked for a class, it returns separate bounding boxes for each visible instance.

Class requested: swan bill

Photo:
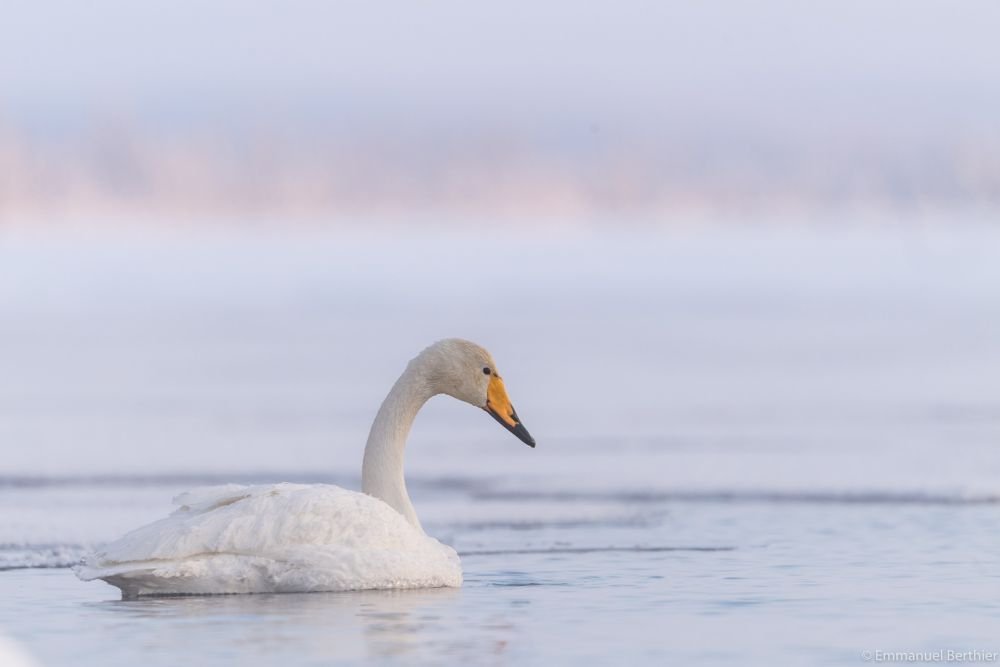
[486,404,535,447]
[485,375,536,448]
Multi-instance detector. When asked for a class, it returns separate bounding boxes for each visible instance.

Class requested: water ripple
[473,489,1000,506]
[459,546,736,557]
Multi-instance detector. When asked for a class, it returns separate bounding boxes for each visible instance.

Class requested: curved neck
[361,362,436,531]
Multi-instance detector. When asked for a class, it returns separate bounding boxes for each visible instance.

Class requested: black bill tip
[486,405,536,448]
[511,421,536,448]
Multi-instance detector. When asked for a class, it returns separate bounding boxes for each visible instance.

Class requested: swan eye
[482,367,491,375]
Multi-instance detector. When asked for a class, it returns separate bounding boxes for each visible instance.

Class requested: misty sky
[3,0,999,139]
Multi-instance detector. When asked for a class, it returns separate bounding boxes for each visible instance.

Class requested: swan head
[416,339,536,448]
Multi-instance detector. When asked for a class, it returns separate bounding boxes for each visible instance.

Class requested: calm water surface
[4,492,1000,666]
[2,228,999,665]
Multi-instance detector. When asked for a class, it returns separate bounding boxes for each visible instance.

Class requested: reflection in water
[5,500,1000,667]
[84,586,515,664]
[3,229,1000,665]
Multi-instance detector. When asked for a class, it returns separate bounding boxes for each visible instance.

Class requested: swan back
[75,484,462,596]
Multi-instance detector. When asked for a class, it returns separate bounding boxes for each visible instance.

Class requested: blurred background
[2,0,1000,226]
[2,0,1000,549]
[3,3,1000,664]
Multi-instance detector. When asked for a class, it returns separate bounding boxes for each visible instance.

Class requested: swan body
[74,484,461,597]
[75,339,534,598]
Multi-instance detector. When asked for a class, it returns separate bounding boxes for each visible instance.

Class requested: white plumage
[76,483,461,597]
[75,339,534,598]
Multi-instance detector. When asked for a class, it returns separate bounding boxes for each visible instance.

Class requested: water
[2,226,1000,665]
[3,487,1000,665]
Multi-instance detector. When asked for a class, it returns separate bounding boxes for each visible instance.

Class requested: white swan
[74,339,534,598]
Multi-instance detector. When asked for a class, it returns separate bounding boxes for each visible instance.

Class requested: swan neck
[361,362,435,530]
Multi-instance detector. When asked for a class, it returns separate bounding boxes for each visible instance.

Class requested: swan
[74,339,535,598]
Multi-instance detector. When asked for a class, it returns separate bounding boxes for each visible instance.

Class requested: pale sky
[3,0,999,140]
